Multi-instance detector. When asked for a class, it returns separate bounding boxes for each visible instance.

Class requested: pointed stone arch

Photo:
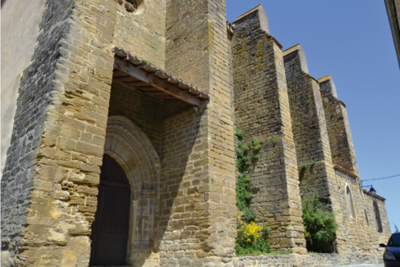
[103,116,160,262]
[345,183,356,219]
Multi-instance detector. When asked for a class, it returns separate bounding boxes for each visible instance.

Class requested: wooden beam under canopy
[114,57,204,108]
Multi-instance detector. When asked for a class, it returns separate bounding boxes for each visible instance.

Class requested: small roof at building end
[363,189,386,201]
[113,47,209,109]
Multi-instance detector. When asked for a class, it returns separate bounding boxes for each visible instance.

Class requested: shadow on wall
[128,107,204,266]
[156,106,206,263]
[103,79,204,266]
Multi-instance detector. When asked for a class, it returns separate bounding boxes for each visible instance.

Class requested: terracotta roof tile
[113,47,209,102]
[363,189,386,201]
[334,164,358,178]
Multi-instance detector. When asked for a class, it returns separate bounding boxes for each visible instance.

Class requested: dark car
[380,232,400,267]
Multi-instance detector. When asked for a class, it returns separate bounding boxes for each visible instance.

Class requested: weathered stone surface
[319,75,359,175]
[283,43,390,259]
[1,0,48,172]
[1,1,77,265]
[236,252,383,267]
[232,6,306,254]
[1,1,391,266]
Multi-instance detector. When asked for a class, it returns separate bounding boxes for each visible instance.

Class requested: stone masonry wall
[283,44,386,257]
[283,45,346,254]
[283,46,333,199]
[333,168,377,258]
[2,0,119,265]
[232,6,306,254]
[165,0,209,92]
[1,1,76,265]
[161,0,237,265]
[108,80,164,154]
[200,0,237,262]
[1,0,47,172]
[237,252,382,267]
[318,74,389,257]
[1,0,392,266]
[159,108,212,266]
[364,191,392,247]
[113,0,166,67]
[319,75,359,175]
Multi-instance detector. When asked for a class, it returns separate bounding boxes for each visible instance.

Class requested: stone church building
[1,0,391,266]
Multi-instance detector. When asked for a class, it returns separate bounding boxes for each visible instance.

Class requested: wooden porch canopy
[113,47,209,109]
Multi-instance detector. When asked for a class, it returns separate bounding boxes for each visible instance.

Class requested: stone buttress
[159,0,237,265]
[318,75,359,175]
[232,5,306,254]
[282,44,390,259]
[283,44,345,252]
[318,75,390,260]
[283,44,336,200]
[1,1,393,266]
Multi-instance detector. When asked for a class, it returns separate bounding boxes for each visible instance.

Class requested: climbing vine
[235,128,271,255]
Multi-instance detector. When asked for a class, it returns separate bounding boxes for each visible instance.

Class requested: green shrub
[302,191,338,253]
[235,221,271,256]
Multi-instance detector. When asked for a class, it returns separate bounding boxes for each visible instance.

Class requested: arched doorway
[90,116,160,266]
[90,154,131,266]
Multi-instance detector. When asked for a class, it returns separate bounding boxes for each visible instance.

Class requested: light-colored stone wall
[283,44,340,220]
[283,44,388,258]
[2,0,237,265]
[2,0,77,265]
[333,168,377,258]
[2,0,117,265]
[364,191,392,247]
[280,37,385,261]
[236,252,382,267]
[331,167,390,259]
[232,6,306,254]
[160,0,237,265]
[112,0,166,67]
[203,0,237,261]
[1,1,393,266]
[165,0,209,91]
[0,0,47,174]
[319,76,359,175]
[283,46,333,177]
[159,108,213,266]
[108,80,164,154]
[318,74,390,257]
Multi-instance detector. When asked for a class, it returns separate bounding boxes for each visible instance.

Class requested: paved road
[329,264,383,267]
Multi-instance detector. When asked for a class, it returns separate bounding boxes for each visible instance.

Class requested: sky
[226,1,400,232]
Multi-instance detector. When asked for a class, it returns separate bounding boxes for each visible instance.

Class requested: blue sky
[227,1,400,232]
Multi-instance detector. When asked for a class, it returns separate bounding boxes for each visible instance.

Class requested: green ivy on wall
[235,128,271,255]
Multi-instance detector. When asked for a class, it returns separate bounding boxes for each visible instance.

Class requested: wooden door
[90,154,131,266]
